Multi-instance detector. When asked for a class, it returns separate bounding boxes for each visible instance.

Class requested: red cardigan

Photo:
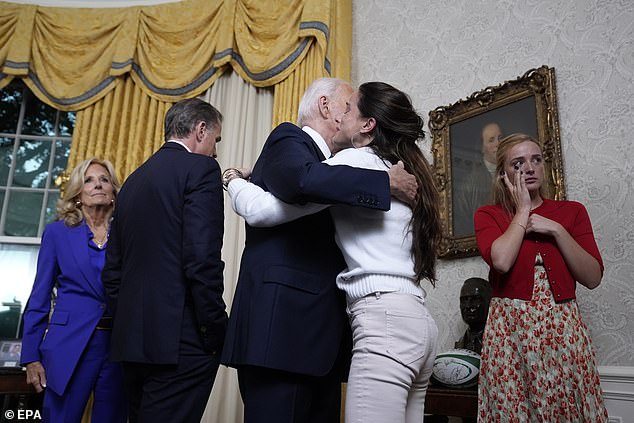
[474,199,603,301]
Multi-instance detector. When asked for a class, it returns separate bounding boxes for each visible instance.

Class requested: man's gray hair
[297,77,350,126]
[164,98,222,141]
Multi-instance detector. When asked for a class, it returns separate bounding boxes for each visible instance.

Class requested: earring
[75,200,82,207]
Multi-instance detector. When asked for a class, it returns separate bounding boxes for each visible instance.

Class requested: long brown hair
[357,82,442,286]
[492,133,544,215]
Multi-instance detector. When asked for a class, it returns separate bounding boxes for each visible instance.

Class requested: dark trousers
[121,321,220,423]
[238,365,342,423]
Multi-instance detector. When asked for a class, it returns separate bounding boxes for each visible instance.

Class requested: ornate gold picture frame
[429,65,566,259]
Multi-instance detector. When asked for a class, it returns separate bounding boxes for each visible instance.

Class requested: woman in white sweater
[226,81,442,423]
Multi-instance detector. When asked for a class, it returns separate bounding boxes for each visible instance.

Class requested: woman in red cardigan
[474,133,608,422]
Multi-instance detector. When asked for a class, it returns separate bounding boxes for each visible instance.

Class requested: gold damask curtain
[0,0,351,178]
[69,77,171,179]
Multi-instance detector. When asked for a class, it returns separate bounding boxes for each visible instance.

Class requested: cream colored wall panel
[352,0,634,367]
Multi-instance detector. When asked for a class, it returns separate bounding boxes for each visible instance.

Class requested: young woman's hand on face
[502,166,531,214]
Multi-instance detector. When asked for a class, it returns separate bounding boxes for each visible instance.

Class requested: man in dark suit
[221,78,418,423]
[103,98,228,423]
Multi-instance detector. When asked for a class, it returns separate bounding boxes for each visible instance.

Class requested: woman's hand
[25,361,47,393]
[502,167,531,214]
[236,167,252,180]
[222,167,252,190]
[490,168,531,274]
[526,213,562,236]
[529,212,602,288]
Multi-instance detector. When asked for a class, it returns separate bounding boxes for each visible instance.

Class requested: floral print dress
[478,254,609,422]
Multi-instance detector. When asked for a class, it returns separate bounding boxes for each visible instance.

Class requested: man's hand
[388,161,418,206]
[25,361,47,393]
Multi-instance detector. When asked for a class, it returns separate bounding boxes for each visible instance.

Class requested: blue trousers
[42,329,127,423]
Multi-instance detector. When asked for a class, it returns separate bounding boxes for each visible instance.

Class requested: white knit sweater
[228,146,425,302]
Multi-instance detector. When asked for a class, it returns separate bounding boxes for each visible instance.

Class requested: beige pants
[345,291,438,423]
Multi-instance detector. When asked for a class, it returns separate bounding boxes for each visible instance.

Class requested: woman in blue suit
[21,158,127,423]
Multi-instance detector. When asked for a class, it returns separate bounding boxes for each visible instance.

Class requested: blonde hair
[57,158,120,227]
[492,133,544,215]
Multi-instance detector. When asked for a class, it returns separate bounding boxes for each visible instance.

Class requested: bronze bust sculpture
[455,277,492,355]
[424,278,492,423]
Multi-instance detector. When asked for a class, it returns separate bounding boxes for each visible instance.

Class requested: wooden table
[0,369,34,394]
[425,384,478,418]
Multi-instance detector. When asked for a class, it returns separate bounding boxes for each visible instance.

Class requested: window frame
[0,80,73,243]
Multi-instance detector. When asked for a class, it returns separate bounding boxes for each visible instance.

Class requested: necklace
[88,223,108,249]
[94,232,108,249]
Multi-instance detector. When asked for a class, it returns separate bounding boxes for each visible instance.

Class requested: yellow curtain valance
[0,0,345,111]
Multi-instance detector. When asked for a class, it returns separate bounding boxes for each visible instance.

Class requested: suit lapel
[67,224,102,297]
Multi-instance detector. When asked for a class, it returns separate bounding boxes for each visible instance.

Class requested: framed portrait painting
[429,66,566,259]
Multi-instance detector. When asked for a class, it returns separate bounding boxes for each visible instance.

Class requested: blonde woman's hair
[57,158,120,227]
[492,133,544,215]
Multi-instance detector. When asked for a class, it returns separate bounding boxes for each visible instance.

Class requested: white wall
[599,366,634,423]
[352,0,634,368]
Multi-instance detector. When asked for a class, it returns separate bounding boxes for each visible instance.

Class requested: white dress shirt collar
[167,139,191,153]
[302,126,331,160]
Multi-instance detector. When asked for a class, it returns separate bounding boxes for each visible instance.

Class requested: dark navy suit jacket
[21,221,110,395]
[221,123,390,376]
[103,142,227,364]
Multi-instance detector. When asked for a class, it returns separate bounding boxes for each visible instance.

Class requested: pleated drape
[0,0,350,107]
[69,77,171,181]
[199,69,274,423]
[271,0,351,125]
[0,0,350,180]
[273,40,325,126]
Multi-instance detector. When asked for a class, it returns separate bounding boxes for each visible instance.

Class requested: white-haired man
[221,78,416,423]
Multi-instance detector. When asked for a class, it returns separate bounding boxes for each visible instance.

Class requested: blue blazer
[21,220,109,396]
[221,123,391,376]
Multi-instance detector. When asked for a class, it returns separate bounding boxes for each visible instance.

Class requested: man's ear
[195,121,206,142]
[360,117,376,134]
[317,95,329,119]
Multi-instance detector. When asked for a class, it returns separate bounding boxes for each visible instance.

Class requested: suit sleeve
[261,125,391,210]
[182,158,228,353]
[102,208,122,316]
[20,225,59,365]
